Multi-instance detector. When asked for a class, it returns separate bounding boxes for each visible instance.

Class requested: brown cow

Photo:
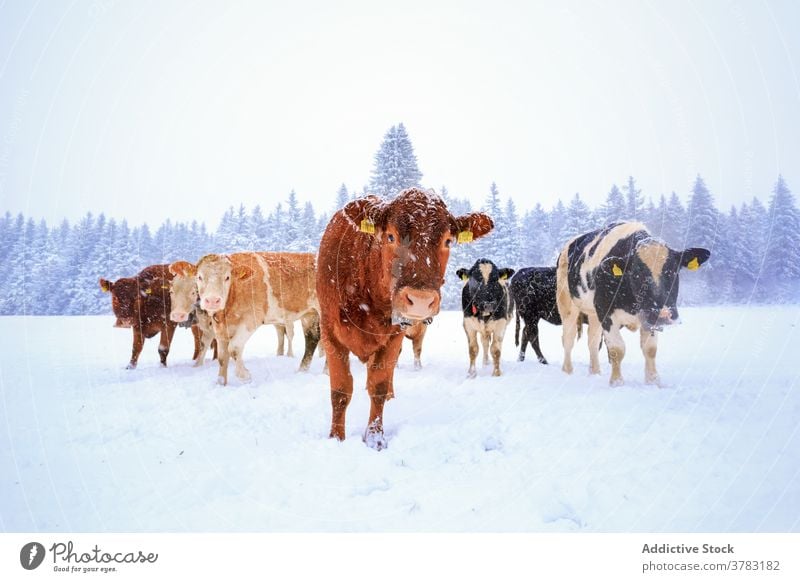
[99,264,201,369]
[194,252,321,385]
[317,187,493,449]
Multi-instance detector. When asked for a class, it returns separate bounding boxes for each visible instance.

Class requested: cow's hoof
[363,430,387,451]
[538,357,548,365]
[562,363,573,375]
[609,376,624,387]
[216,376,227,386]
[467,368,477,379]
[160,362,167,368]
[329,429,345,441]
[517,354,525,362]
[645,375,661,387]
[492,369,502,377]
[413,360,422,371]
[192,360,204,368]
[125,363,137,370]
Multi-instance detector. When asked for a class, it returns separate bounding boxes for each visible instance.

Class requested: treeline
[0,174,798,316]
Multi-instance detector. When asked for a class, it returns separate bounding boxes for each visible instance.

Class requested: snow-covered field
[1,306,798,532]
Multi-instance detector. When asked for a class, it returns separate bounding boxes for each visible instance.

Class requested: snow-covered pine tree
[764,175,800,297]
[601,184,626,225]
[560,193,593,243]
[521,203,554,266]
[369,123,423,198]
[501,197,522,268]
[662,191,687,248]
[624,175,644,220]
[549,200,567,250]
[334,183,350,211]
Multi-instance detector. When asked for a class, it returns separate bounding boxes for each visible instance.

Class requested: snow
[1,306,798,532]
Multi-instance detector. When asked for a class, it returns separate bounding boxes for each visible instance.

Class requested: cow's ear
[678,248,711,271]
[454,212,494,242]
[232,265,253,280]
[498,268,515,281]
[99,278,113,293]
[341,195,388,234]
[169,261,196,277]
[456,268,469,281]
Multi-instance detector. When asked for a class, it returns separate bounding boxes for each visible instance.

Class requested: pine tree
[369,123,423,198]
[663,191,687,248]
[686,175,719,251]
[764,175,800,286]
[601,184,626,225]
[624,175,644,220]
[521,203,554,265]
[334,183,350,211]
[560,193,592,242]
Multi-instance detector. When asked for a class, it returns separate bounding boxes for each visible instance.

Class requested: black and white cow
[510,267,561,364]
[556,221,710,386]
[457,259,515,378]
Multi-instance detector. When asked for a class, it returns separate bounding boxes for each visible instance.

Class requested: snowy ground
[1,306,798,532]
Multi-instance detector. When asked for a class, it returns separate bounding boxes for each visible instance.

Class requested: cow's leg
[128,327,144,369]
[158,324,175,367]
[587,312,603,375]
[640,328,660,385]
[464,319,480,378]
[285,322,295,358]
[325,332,353,441]
[489,320,508,377]
[228,325,256,382]
[191,324,202,361]
[530,319,549,364]
[560,307,580,375]
[298,312,321,371]
[275,324,286,356]
[194,325,214,367]
[604,323,626,386]
[518,322,529,362]
[480,328,491,367]
[364,335,403,450]
[411,324,426,370]
[212,319,231,385]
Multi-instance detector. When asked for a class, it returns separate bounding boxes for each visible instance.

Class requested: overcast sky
[1,0,798,228]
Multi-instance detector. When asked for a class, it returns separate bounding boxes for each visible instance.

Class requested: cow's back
[512,267,560,324]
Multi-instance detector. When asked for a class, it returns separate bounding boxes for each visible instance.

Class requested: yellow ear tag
[145,288,152,295]
[499,273,508,281]
[100,282,109,292]
[457,231,473,243]
[687,257,699,271]
[461,274,468,281]
[161,285,170,290]
[612,264,623,277]
[360,219,375,234]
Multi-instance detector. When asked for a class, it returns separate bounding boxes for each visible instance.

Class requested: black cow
[456,259,515,377]
[510,267,561,364]
[556,221,710,386]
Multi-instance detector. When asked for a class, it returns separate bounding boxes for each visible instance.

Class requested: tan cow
[168,261,217,367]
[195,252,321,385]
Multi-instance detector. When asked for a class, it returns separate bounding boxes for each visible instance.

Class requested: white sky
[1,0,799,228]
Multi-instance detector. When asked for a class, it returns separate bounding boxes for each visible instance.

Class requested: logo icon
[20,542,46,570]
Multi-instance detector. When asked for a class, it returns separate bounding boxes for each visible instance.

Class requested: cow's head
[343,188,493,323]
[168,261,199,322]
[607,240,710,330]
[194,254,253,314]
[99,276,140,328]
[457,259,514,318]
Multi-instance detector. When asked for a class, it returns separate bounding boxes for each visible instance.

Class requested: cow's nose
[397,287,440,320]
[170,311,188,323]
[202,296,222,311]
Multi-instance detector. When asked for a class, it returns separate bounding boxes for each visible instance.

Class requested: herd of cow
[99,188,710,449]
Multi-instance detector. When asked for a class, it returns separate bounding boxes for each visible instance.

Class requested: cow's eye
[198,275,203,282]
[444,238,453,248]
[225,275,230,282]
[387,234,395,243]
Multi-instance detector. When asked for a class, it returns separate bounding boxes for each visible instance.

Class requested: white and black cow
[457,259,515,378]
[556,221,710,386]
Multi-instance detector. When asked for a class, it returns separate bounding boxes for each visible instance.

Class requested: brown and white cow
[317,187,493,449]
[194,252,321,385]
[99,264,202,369]
[556,221,710,385]
[167,261,218,367]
